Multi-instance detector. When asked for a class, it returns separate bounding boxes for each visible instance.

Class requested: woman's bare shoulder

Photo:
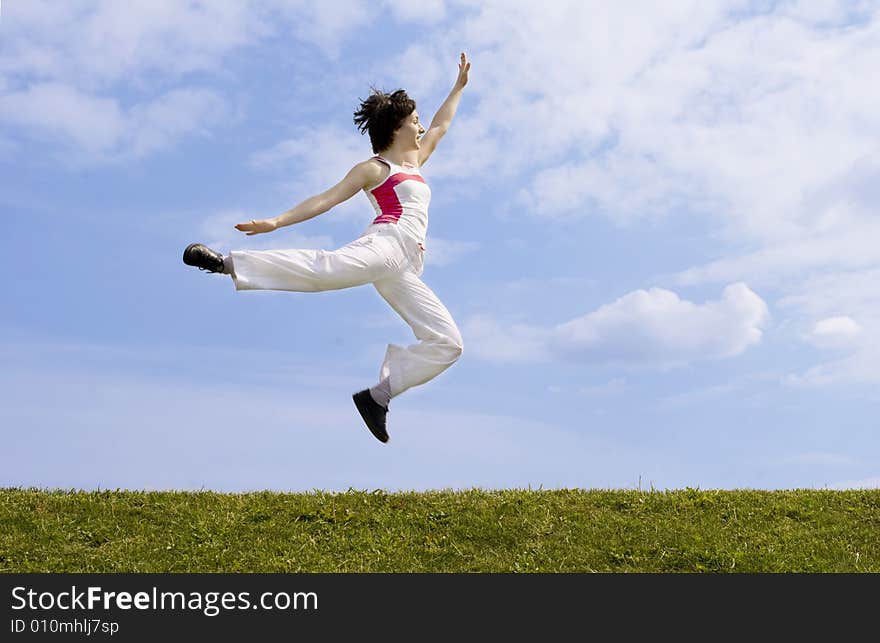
[351,157,388,189]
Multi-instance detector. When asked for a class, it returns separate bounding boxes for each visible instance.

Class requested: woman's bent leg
[372,271,463,400]
[229,233,402,292]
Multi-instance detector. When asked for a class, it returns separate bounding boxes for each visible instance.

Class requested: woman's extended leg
[371,271,463,401]
[227,232,404,293]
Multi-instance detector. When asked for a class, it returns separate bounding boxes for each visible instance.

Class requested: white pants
[228,225,463,400]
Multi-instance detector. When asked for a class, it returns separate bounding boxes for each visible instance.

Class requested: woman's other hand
[235,218,278,236]
[455,52,470,89]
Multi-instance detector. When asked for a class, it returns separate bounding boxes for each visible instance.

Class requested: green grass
[2,488,878,572]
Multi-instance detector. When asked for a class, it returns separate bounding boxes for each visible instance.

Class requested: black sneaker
[183,243,225,273]
[352,389,389,443]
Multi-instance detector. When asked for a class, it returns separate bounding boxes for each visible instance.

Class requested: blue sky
[2,0,878,492]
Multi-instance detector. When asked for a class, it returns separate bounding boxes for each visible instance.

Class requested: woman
[183,53,471,444]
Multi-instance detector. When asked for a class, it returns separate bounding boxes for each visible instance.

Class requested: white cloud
[551,282,768,366]
[516,152,704,223]
[779,0,876,27]
[0,83,226,163]
[384,0,446,24]
[127,88,228,157]
[784,346,880,387]
[269,1,374,59]
[405,1,739,180]
[383,42,456,110]
[777,269,880,320]
[0,1,377,161]
[776,269,880,384]
[0,82,124,153]
[674,222,880,289]
[464,282,769,367]
[1,1,267,87]
[806,316,862,350]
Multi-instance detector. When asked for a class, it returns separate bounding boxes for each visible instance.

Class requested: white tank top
[363,155,431,245]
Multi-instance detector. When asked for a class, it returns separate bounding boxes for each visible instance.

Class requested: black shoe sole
[352,391,389,443]
[183,243,224,273]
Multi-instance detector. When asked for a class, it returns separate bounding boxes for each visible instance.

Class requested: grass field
[2,488,878,572]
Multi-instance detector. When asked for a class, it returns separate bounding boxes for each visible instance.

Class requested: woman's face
[396,110,426,150]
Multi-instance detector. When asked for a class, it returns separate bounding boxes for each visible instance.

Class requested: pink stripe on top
[370,172,426,224]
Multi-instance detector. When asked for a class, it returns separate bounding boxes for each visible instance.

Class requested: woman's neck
[377,144,418,167]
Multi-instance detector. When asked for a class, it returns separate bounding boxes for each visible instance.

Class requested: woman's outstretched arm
[418,52,471,167]
[235,160,383,235]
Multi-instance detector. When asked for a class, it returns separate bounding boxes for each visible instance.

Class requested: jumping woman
[183,53,471,444]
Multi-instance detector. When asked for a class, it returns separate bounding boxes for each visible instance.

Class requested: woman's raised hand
[235,218,278,236]
[455,52,470,88]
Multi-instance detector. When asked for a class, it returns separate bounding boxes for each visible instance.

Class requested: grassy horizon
[2,487,878,572]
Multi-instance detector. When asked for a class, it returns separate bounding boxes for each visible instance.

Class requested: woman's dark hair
[353,87,416,153]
